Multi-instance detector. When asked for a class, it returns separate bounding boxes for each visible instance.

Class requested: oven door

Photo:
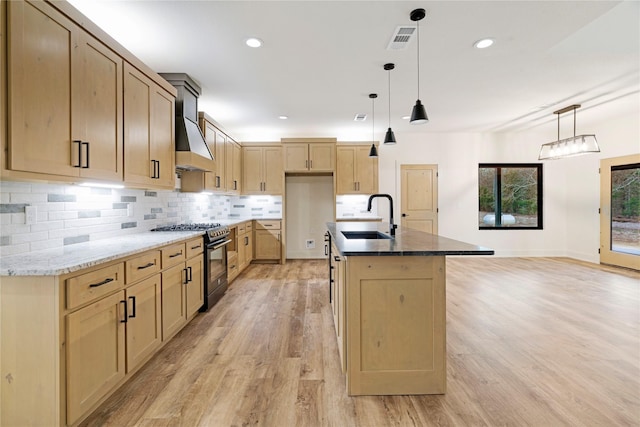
[202,238,231,311]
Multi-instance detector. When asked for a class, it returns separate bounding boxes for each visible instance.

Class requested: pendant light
[368,93,378,157]
[409,8,428,124]
[538,104,600,160]
[383,63,397,145]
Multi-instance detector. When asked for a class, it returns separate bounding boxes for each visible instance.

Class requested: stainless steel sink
[341,231,392,240]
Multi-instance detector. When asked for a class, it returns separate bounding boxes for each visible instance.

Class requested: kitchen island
[326,221,493,396]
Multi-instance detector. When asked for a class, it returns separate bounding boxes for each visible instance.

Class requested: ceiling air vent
[387,26,416,50]
[354,113,367,122]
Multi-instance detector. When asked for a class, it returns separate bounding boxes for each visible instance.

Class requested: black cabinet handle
[120,300,128,323]
[324,245,328,256]
[89,277,114,288]
[157,160,160,179]
[183,268,189,284]
[215,175,221,188]
[129,296,136,318]
[334,256,340,262]
[137,262,155,270]
[234,180,238,190]
[169,251,183,258]
[82,142,90,168]
[402,213,407,217]
[73,140,82,167]
[191,244,202,250]
[187,266,193,282]
[244,236,249,245]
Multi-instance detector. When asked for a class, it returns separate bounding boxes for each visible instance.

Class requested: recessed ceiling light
[246,38,263,48]
[278,115,288,120]
[354,113,367,122]
[474,38,494,49]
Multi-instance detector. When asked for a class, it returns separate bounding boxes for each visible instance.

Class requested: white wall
[375,107,639,262]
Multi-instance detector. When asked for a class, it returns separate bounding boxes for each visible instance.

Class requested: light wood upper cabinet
[284,142,335,172]
[123,63,175,189]
[336,145,378,194]
[226,139,242,194]
[243,146,283,195]
[7,0,123,181]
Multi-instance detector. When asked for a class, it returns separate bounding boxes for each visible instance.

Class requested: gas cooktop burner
[151,223,222,232]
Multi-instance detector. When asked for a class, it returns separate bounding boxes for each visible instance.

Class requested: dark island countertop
[327,222,494,257]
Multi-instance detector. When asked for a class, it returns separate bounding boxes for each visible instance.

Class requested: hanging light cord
[388,70,391,126]
[372,96,375,142]
[416,20,420,98]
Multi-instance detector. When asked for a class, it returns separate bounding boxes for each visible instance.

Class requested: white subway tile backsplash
[0,182,235,255]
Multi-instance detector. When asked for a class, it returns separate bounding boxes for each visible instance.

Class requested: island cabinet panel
[66,291,126,425]
[330,242,347,372]
[345,255,446,395]
[7,0,123,181]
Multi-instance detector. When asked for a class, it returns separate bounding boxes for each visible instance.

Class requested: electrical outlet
[127,203,134,217]
[305,239,315,249]
[25,206,37,225]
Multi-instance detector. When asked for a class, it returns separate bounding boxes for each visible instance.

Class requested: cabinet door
[255,229,281,260]
[309,143,335,172]
[126,274,162,373]
[225,141,241,194]
[242,146,264,193]
[283,143,309,172]
[355,146,378,194]
[8,0,76,177]
[150,86,175,189]
[161,264,187,340]
[123,63,153,186]
[215,130,227,191]
[247,230,254,264]
[263,147,283,194]
[238,231,247,271]
[76,31,123,181]
[66,291,126,425]
[233,142,242,193]
[336,147,356,194]
[185,255,204,317]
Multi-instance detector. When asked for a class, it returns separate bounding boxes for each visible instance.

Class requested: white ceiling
[68,0,640,142]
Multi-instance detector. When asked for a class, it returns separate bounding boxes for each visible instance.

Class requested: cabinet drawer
[66,263,125,310]
[238,223,246,234]
[185,237,204,259]
[246,221,253,232]
[255,220,281,230]
[162,243,186,268]
[126,250,161,283]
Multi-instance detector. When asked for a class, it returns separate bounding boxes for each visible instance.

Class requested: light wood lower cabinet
[254,220,282,261]
[66,291,126,424]
[0,236,204,426]
[330,242,347,373]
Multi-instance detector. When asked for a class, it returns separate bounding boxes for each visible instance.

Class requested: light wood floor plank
[80,257,640,427]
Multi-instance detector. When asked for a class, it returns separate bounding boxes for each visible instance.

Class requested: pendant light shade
[538,104,600,160]
[409,8,428,125]
[383,63,397,144]
[369,93,378,158]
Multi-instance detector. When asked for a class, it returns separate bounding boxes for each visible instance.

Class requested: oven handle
[208,239,232,250]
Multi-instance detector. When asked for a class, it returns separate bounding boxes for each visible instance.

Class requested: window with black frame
[478,163,543,229]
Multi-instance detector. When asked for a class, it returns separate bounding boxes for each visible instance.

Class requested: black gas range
[152,222,231,311]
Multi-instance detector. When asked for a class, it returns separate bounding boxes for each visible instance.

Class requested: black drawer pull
[137,262,155,270]
[82,141,90,168]
[191,244,202,250]
[89,277,114,288]
[169,251,183,258]
[73,140,82,167]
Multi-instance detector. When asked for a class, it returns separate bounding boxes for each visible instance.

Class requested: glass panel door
[601,155,640,270]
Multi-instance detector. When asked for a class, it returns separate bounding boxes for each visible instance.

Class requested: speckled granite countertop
[0,231,204,276]
[327,222,494,257]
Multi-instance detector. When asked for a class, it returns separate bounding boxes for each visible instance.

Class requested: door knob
[402,213,408,217]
